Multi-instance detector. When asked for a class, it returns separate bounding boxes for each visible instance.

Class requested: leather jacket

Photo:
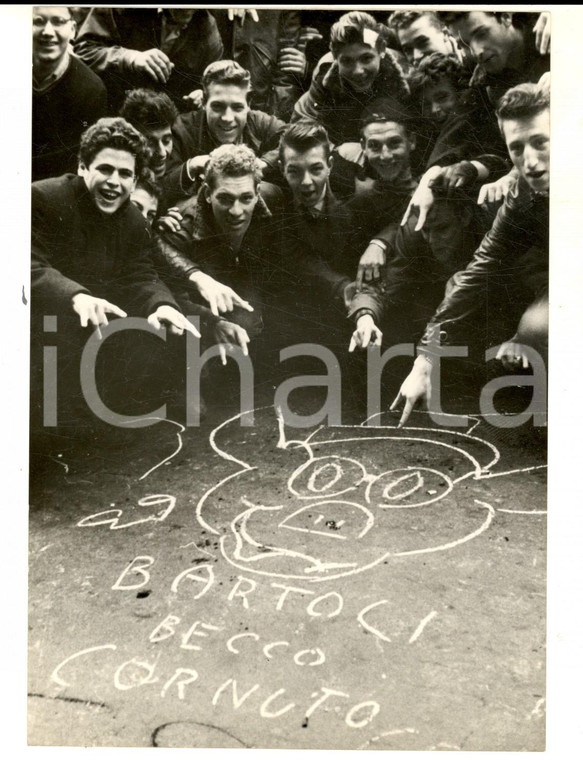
[418,177,549,354]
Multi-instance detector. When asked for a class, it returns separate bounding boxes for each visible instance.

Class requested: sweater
[32,55,107,182]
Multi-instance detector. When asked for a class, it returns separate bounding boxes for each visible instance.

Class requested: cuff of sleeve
[353,308,376,323]
[369,239,387,251]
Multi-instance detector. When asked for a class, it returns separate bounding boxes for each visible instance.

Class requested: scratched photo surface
[28,4,548,751]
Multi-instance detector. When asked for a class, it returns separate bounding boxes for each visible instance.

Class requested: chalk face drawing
[196,407,546,583]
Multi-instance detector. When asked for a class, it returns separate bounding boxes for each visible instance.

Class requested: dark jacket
[420,99,511,179]
[31,174,179,317]
[418,178,549,353]
[74,8,223,112]
[154,186,276,292]
[164,109,286,206]
[292,52,410,146]
[211,8,307,120]
[275,187,362,303]
[348,201,495,326]
[32,55,108,182]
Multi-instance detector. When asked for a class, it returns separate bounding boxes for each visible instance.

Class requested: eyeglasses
[33,15,72,29]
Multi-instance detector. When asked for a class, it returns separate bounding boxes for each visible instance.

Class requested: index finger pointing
[398,399,414,428]
[233,295,254,312]
[184,320,201,339]
[104,302,127,318]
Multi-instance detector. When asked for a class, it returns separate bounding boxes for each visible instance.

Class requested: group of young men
[31,8,551,435]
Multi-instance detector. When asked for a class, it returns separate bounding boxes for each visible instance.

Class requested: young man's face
[422,201,468,260]
[145,126,173,179]
[453,12,518,74]
[79,148,137,215]
[32,6,75,68]
[130,187,159,227]
[421,79,459,124]
[501,109,550,194]
[281,144,331,209]
[205,83,250,145]
[361,121,415,183]
[205,174,258,236]
[398,17,451,66]
[336,42,383,92]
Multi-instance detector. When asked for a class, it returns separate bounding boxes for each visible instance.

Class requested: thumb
[348,335,357,353]
[147,313,162,331]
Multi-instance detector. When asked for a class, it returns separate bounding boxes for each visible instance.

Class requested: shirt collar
[33,50,70,94]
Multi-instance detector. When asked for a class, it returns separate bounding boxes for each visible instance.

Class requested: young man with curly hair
[31,117,197,435]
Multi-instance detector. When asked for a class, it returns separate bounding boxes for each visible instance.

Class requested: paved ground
[28,364,547,750]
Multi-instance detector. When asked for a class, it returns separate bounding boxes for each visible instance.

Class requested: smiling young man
[31,117,198,434]
[277,121,359,303]
[392,82,550,427]
[32,6,107,181]
[154,144,277,357]
[163,60,287,207]
[292,12,410,148]
[120,88,178,182]
[330,98,418,201]
[388,10,466,68]
[437,11,550,106]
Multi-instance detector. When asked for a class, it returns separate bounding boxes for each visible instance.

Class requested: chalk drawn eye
[365,467,453,508]
[288,456,367,499]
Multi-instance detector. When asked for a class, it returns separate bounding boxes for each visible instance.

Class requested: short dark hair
[330,12,386,56]
[407,53,468,100]
[496,82,550,125]
[388,10,443,33]
[359,97,414,138]
[135,168,162,201]
[279,120,331,165]
[202,59,251,102]
[78,117,149,176]
[437,11,530,29]
[119,89,178,134]
[204,143,262,191]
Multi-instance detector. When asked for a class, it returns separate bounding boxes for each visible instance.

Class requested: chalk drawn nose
[279,500,374,540]
[365,468,453,508]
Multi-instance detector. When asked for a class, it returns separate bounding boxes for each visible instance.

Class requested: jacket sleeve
[31,185,91,309]
[347,284,386,324]
[257,113,288,174]
[152,200,202,284]
[115,238,180,317]
[270,10,309,121]
[418,184,540,354]
[291,60,329,126]
[347,221,424,324]
[74,8,141,74]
